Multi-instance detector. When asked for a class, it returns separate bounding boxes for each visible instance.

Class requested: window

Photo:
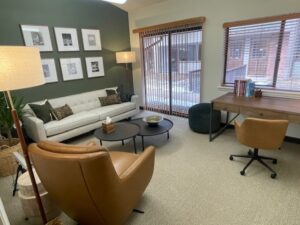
[135,17,204,117]
[176,43,201,62]
[223,14,300,91]
[251,41,267,59]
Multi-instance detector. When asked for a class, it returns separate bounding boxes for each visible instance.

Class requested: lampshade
[116,51,136,64]
[0,46,45,91]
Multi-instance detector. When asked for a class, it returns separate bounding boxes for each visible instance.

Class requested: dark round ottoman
[188,103,221,133]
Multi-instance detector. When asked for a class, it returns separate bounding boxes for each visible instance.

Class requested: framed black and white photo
[60,58,83,81]
[82,29,102,51]
[21,25,53,51]
[85,57,104,78]
[54,27,79,51]
[41,59,58,83]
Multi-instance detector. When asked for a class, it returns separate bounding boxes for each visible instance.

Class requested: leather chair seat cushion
[44,111,99,136]
[110,151,139,176]
[89,102,136,121]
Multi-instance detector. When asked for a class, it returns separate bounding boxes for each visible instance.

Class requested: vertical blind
[223,13,300,92]
[137,18,204,117]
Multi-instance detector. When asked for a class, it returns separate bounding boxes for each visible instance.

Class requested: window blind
[138,20,203,116]
[223,13,300,92]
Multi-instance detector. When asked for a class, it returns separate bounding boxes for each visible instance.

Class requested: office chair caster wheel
[248,150,252,156]
[272,159,277,164]
[240,171,245,176]
[229,156,233,160]
[271,173,277,179]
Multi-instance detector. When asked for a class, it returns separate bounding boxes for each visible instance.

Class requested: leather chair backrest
[235,118,288,150]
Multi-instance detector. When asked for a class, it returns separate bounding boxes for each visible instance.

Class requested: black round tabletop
[94,123,139,141]
[130,118,173,137]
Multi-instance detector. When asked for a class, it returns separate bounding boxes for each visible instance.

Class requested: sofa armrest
[23,115,47,142]
[131,95,139,111]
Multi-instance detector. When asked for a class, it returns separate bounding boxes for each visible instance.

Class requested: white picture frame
[85,57,104,78]
[60,58,83,81]
[21,25,53,52]
[81,29,102,51]
[54,27,79,51]
[41,59,58,83]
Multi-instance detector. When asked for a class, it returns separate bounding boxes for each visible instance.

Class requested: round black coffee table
[94,123,140,153]
[130,118,173,150]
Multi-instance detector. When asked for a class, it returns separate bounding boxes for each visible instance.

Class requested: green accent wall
[0,0,133,103]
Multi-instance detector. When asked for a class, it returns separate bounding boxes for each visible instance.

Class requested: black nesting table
[94,123,139,153]
[130,118,173,150]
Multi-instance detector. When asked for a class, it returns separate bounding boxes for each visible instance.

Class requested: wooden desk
[209,93,300,141]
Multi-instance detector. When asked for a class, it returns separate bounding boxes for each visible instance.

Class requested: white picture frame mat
[85,57,104,78]
[21,25,53,51]
[41,58,58,83]
[60,58,83,81]
[82,29,102,51]
[54,27,79,52]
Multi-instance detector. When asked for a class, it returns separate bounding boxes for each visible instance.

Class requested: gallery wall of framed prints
[20,24,105,83]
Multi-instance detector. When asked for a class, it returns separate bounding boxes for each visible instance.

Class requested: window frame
[223,13,300,92]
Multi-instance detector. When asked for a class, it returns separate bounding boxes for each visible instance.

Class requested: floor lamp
[116,51,136,92]
[0,46,47,224]
[116,51,136,70]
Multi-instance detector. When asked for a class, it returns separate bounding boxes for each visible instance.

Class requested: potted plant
[0,92,25,177]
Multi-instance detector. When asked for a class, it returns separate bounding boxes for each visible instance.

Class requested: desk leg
[142,136,145,151]
[226,111,229,124]
[133,137,137,154]
[209,102,213,142]
[210,111,239,142]
[122,140,124,146]
[100,139,102,145]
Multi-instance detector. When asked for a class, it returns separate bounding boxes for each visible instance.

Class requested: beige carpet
[1,111,300,225]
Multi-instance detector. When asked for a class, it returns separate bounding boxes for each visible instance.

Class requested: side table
[18,169,61,224]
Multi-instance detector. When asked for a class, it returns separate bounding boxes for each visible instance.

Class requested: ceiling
[112,0,168,12]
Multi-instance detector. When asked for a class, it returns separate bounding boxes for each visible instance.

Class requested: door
[141,26,202,117]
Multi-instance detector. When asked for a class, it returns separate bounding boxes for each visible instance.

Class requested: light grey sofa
[23,87,139,142]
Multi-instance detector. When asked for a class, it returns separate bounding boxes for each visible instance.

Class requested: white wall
[129,0,300,138]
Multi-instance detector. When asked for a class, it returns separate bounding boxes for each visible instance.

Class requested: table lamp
[0,46,47,224]
[116,51,136,69]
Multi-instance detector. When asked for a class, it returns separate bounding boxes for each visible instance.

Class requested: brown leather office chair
[229,118,288,179]
[28,141,155,225]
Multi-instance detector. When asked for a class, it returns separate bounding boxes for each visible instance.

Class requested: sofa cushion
[44,111,99,136]
[89,102,136,121]
[29,100,53,123]
[52,104,73,120]
[99,94,122,106]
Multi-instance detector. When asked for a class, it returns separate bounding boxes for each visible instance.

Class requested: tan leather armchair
[230,118,288,179]
[28,141,155,225]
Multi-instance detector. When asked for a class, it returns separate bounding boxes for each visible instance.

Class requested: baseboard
[220,123,300,144]
[284,136,300,144]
